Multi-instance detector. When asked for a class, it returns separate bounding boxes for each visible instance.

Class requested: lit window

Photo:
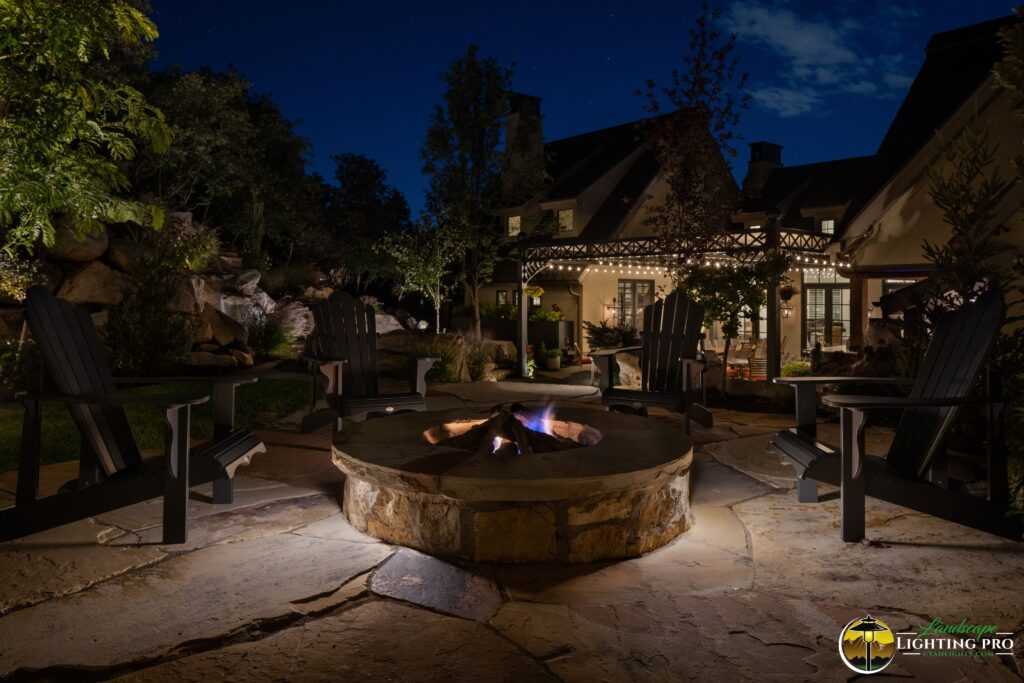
[749,224,762,231]
[821,218,835,235]
[558,209,574,232]
[507,215,521,237]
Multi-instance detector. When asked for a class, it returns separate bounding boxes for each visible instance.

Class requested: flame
[492,436,505,453]
[520,403,556,436]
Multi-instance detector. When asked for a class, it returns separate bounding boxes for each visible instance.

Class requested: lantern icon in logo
[840,615,895,674]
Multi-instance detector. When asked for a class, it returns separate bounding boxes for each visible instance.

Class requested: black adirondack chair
[1,286,264,544]
[591,291,712,433]
[301,291,436,433]
[771,287,1022,542]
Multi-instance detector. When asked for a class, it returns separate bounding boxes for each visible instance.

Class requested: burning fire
[516,403,555,436]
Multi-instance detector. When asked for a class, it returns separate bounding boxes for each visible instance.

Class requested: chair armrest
[774,376,914,386]
[113,376,260,387]
[588,346,642,357]
[17,391,210,408]
[301,352,348,366]
[822,394,1000,409]
[680,358,706,368]
[410,357,438,395]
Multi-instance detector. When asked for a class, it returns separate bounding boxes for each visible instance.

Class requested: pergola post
[517,257,529,377]
[766,212,781,381]
[848,275,867,351]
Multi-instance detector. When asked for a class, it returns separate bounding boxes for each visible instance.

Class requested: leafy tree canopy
[0,0,171,253]
[324,153,411,289]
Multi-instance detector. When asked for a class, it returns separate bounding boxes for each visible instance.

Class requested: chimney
[504,93,544,201]
[742,141,783,198]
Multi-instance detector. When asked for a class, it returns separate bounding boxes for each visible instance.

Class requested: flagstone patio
[1,381,1022,681]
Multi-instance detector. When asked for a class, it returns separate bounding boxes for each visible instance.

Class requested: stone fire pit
[333,405,693,563]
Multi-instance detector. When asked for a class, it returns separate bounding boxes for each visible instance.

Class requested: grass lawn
[0,378,312,473]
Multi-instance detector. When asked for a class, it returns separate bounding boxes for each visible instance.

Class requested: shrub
[0,252,43,302]
[465,341,491,381]
[104,240,194,376]
[162,220,220,272]
[583,320,639,350]
[529,307,566,322]
[243,307,295,357]
[780,360,811,377]
[0,338,39,392]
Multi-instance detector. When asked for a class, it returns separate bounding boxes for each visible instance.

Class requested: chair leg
[840,407,866,542]
[212,478,233,504]
[797,478,819,503]
[163,406,191,544]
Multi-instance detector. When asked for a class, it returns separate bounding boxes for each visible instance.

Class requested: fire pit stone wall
[335,406,693,564]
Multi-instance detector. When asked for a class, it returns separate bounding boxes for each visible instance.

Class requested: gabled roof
[542,118,650,202]
[745,155,875,222]
[577,149,660,241]
[845,15,1014,224]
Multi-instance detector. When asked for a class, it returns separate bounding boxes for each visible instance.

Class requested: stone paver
[370,548,503,622]
[108,493,340,550]
[0,533,393,676]
[2,400,1023,681]
[0,518,165,615]
[736,490,1024,628]
[118,600,557,682]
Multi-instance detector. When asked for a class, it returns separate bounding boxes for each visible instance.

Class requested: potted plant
[779,284,798,302]
[544,347,562,371]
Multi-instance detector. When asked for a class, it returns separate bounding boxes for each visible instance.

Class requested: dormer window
[507,215,521,237]
[558,209,574,232]
[821,218,835,235]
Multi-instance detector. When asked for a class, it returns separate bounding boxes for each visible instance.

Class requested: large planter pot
[528,320,573,352]
[544,356,561,371]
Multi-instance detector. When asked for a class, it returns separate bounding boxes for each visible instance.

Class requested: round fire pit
[333,404,693,564]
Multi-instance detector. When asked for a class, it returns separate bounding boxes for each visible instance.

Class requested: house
[480,14,1020,372]
[482,100,735,353]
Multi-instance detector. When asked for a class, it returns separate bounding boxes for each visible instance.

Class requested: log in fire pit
[333,403,693,564]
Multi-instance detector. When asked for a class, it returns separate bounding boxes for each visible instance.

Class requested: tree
[324,154,411,289]
[923,122,1014,307]
[377,220,464,333]
[681,253,790,395]
[421,45,514,342]
[0,0,171,252]
[640,1,749,265]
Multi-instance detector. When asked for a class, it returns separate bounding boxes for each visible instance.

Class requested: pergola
[512,222,840,380]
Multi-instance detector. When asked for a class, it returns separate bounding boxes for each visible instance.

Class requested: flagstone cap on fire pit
[332,405,693,502]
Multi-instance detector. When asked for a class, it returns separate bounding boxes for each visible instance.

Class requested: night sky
[149,1,1015,213]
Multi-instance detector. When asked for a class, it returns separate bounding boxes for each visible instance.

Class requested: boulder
[219,291,275,323]
[233,269,262,296]
[185,351,238,368]
[394,309,418,330]
[481,339,516,363]
[58,261,124,306]
[168,211,193,231]
[169,275,208,315]
[218,253,243,271]
[201,304,248,347]
[375,312,404,335]
[302,285,333,300]
[105,238,146,274]
[229,348,255,367]
[197,343,220,352]
[614,352,642,387]
[193,316,214,344]
[51,219,108,262]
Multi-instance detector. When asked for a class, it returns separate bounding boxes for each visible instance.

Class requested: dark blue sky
[150,1,1013,213]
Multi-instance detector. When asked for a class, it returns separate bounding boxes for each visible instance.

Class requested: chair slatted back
[24,286,141,476]
[639,291,704,393]
[312,291,379,398]
[887,288,1004,477]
